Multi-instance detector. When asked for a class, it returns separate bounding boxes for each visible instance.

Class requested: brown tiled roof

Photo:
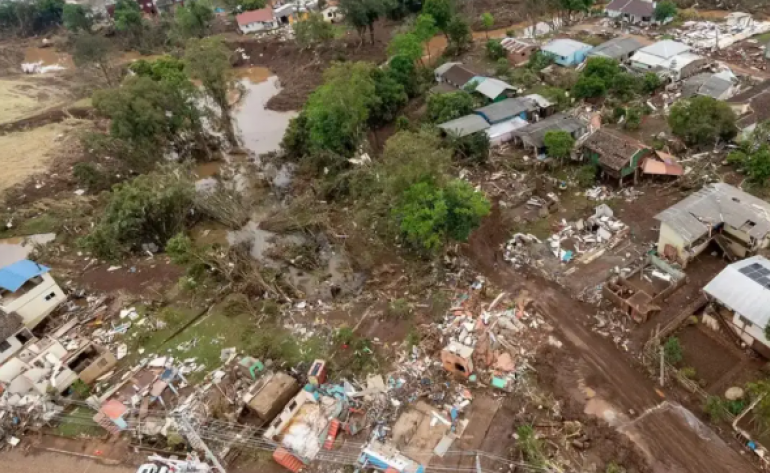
[443,65,477,87]
[584,129,648,171]
[0,312,23,340]
[236,7,274,26]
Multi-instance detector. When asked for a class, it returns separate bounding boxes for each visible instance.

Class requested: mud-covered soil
[228,22,393,111]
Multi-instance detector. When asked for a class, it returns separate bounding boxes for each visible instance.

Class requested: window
[739,315,753,327]
[97,358,109,367]
[287,400,298,411]
[0,339,10,352]
[44,292,56,301]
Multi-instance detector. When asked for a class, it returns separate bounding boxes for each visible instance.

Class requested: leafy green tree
[446,17,471,55]
[611,72,641,101]
[536,86,570,111]
[451,133,490,163]
[544,130,575,160]
[654,0,676,22]
[379,130,452,196]
[113,0,144,47]
[414,13,438,61]
[393,179,490,252]
[573,74,606,99]
[527,50,554,71]
[426,91,474,123]
[294,12,335,48]
[559,0,594,23]
[281,112,311,159]
[72,33,114,86]
[174,0,214,39]
[339,0,383,44]
[480,11,494,39]
[582,56,621,82]
[642,72,662,94]
[486,39,505,60]
[185,37,237,146]
[422,0,452,33]
[304,61,376,156]
[668,96,737,146]
[369,67,408,127]
[623,106,642,131]
[81,171,195,260]
[389,55,420,97]
[746,379,770,430]
[663,337,683,364]
[62,3,92,32]
[729,145,770,185]
[388,32,423,62]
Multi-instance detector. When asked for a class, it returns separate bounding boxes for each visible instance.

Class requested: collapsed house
[604,254,686,323]
[582,128,652,186]
[681,71,738,101]
[703,256,770,358]
[500,37,539,65]
[655,183,770,266]
[630,40,707,81]
[587,36,645,62]
[726,80,770,136]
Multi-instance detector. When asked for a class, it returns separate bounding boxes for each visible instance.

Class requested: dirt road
[466,209,758,473]
[0,449,136,473]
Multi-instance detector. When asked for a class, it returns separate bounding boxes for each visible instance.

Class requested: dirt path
[0,449,136,473]
[465,207,758,473]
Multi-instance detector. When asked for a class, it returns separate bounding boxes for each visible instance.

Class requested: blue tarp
[0,260,49,292]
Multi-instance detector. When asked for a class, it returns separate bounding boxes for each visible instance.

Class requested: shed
[588,37,645,62]
[541,39,593,67]
[605,0,656,24]
[437,115,491,138]
[434,62,460,83]
[440,64,477,89]
[0,260,49,293]
[583,129,651,185]
[0,259,66,330]
[474,97,538,124]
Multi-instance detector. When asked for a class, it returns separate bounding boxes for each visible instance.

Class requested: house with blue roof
[541,39,593,67]
[0,259,66,330]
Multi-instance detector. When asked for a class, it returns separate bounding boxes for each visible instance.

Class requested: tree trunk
[368,23,375,45]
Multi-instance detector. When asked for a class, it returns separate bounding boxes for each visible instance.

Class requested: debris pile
[585,186,643,202]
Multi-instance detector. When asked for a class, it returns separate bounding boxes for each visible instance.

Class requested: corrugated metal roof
[0,260,50,293]
[704,256,770,329]
[512,113,587,148]
[434,62,460,77]
[474,97,537,123]
[437,114,490,137]
[588,37,645,59]
[542,39,592,58]
[654,183,770,245]
[638,40,691,59]
[682,73,733,99]
[606,0,655,16]
[475,78,515,100]
[486,117,529,139]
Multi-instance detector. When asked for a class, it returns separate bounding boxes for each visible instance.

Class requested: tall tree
[544,130,575,160]
[480,12,493,39]
[304,62,376,156]
[185,38,238,146]
[293,12,335,48]
[413,13,437,61]
[388,32,422,62]
[174,0,214,39]
[339,0,383,45]
[62,3,92,32]
[446,17,471,55]
[422,0,452,34]
[113,0,144,47]
[654,1,677,22]
[72,33,114,86]
[369,67,408,127]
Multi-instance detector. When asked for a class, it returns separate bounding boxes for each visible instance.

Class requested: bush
[451,133,490,164]
[576,164,598,188]
[704,396,728,422]
[642,73,663,94]
[426,91,475,123]
[486,39,506,60]
[624,106,642,131]
[544,130,575,160]
[387,298,412,319]
[73,162,109,191]
[574,74,607,99]
[664,337,683,365]
[80,171,195,260]
[680,366,696,379]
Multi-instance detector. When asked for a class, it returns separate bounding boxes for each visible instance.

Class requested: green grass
[53,408,105,438]
[753,32,770,43]
[518,217,554,240]
[0,214,59,239]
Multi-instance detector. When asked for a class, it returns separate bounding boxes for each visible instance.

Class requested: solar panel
[757,277,770,286]
[757,267,770,276]
[739,266,755,276]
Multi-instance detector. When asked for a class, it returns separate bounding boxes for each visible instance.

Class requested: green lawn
[53,407,105,438]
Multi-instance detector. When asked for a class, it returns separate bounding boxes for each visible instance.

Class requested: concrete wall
[657,221,687,262]
[1,274,66,329]
[239,20,278,34]
[0,333,24,365]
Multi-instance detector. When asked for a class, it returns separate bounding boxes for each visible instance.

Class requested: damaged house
[682,71,738,101]
[582,129,652,186]
[655,183,770,266]
[726,80,770,136]
[703,256,770,358]
[605,0,655,25]
[630,40,707,81]
[0,259,66,330]
[587,36,645,62]
[511,113,588,156]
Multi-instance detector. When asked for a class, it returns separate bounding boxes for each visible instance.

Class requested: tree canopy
[72,33,114,86]
[388,32,423,62]
[339,0,383,44]
[369,67,408,127]
[422,0,452,32]
[727,123,770,185]
[174,0,214,39]
[0,0,64,36]
[446,17,471,55]
[654,0,677,22]
[481,12,494,37]
[294,12,335,48]
[62,3,92,32]
[544,130,575,160]
[668,96,738,146]
[427,91,474,123]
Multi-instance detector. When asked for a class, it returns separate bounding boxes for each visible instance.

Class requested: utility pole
[659,344,665,388]
[476,454,483,473]
[177,415,228,473]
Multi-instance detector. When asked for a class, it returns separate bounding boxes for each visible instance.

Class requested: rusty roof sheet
[583,129,648,171]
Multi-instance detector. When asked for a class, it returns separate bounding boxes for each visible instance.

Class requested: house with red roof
[237,7,278,34]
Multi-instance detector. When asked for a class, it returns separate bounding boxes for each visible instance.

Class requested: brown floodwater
[23,47,74,69]
[234,66,272,84]
[233,76,297,156]
[0,233,56,267]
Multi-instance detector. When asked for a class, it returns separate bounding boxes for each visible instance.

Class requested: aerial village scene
[8,0,770,472]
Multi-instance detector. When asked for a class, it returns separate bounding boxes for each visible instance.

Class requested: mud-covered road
[466,207,758,473]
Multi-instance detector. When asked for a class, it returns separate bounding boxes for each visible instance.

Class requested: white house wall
[0,334,24,365]
[732,311,768,349]
[1,273,66,329]
[657,221,687,261]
